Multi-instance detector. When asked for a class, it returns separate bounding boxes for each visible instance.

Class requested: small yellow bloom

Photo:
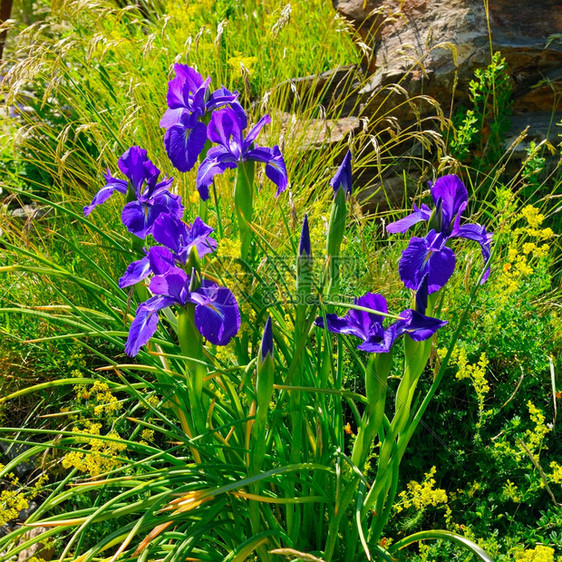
[141,429,155,442]
[515,544,555,562]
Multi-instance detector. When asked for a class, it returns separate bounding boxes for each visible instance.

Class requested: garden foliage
[0,1,560,560]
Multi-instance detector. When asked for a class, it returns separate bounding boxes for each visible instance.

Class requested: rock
[9,204,53,220]
[274,110,361,150]
[17,526,55,561]
[271,65,362,115]
[262,67,362,150]
[332,0,562,120]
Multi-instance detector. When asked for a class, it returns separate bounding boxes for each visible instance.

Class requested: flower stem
[234,160,255,262]
[177,305,206,436]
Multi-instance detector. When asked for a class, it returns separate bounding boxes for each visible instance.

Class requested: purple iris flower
[315,292,446,354]
[330,150,352,195]
[259,316,274,362]
[161,64,243,173]
[125,267,241,356]
[196,107,288,201]
[84,147,183,239]
[119,214,217,288]
[387,175,492,293]
[299,214,311,260]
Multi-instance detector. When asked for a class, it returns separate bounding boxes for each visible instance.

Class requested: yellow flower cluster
[164,0,215,36]
[502,479,521,503]
[217,238,242,260]
[145,394,161,409]
[455,349,490,413]
[93,381,122,416]
[62,423,127,478]
[447,347,492,434]
[0,486,29,527]
[549,461,562,485]
[74,380,122,418]
[500,204,554,292]
[141,429,154,442]
[515,545,555,562]
[524,401,551,457]
[227,52,258,78]
[394,466,448,513]
[0,468,48,527]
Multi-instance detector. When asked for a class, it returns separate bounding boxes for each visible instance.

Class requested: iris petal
[242,114,271,153]
[246,145,289,195]
[118,147,150,196]
[452,223,493,283]
[386,204,432,234]
[125,295,177,357]
[192,283,241,346]
[149,268,189,303]
[392,309,448,341]
[315,293,387,343]
[147,246,175,276]
[164,119,208,173]
[207,107,244,155]
[398,235,456,293]
[121,194,182,239]
[84,172,127,216]
[196,146,238,200]
[119,256,152,288]
[429,175,468,228]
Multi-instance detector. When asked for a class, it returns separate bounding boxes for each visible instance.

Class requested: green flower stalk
[252,316,275,474]
[351,352,393,469]
[234,160,255,262]
[325,150,352,296]
[177,266,207,435]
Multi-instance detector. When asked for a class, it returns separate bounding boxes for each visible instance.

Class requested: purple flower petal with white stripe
[85,146,182,237]
[125,268,240,356]
[164,118,208,173]
[387,174,492,291]
[149,267,190,303]
[398,232,456,293]
[393,309,448,341]
[315,290,447,353]
[196,146,238,200]
[153,214,217,261]
[191,281,241,346]
[121,191,182,239]
[119,255,152,288]
[386,204,432,234]
[161,64,242,172]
